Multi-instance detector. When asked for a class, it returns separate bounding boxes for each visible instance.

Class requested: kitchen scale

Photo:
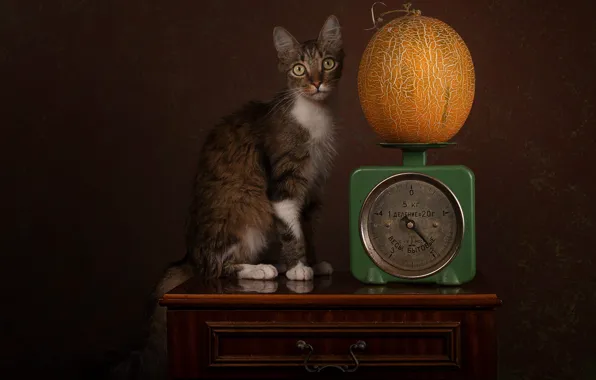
[349,142,475,285]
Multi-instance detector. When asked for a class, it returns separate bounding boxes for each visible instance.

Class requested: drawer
[207,321,461,369]
[166,309,497,379]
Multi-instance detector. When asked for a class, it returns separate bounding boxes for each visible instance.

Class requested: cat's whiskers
[262,88,301,120]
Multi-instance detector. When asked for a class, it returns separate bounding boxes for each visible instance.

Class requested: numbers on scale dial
[367,179,458,273]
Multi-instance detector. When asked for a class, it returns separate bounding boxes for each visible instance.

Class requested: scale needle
[401,215,430,245]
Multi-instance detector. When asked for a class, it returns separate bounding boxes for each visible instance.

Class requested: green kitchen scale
[349,142,475,285]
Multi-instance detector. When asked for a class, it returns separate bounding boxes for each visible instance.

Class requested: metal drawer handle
[296,339,367,373]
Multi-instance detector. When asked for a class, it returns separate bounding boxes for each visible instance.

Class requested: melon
[357,14,475,143]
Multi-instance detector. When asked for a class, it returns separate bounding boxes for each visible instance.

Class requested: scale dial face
[359,172,464,279]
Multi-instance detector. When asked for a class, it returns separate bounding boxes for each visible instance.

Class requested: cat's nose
[312,81,321,89]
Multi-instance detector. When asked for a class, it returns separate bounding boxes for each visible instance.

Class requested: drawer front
[167,309,497,379]
[208,321,460,368]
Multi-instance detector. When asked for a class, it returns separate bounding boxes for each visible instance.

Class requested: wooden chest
[161,272,501,379]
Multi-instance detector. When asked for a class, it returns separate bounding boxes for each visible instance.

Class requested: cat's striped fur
[110,15,344,380]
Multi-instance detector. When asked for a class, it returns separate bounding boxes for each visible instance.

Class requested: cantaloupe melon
[357,13,475,143]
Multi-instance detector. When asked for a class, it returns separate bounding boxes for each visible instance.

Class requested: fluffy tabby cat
[110,15,344,380]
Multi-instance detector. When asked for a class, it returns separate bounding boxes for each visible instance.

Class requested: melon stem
[365,2,422,31]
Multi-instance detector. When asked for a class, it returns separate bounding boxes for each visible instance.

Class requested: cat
[183,14,344,283]
[109,15,344,380]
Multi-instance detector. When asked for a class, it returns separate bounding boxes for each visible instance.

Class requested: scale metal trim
[358,172,465,279]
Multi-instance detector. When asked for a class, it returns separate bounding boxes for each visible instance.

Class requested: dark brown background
[2,0,595,379]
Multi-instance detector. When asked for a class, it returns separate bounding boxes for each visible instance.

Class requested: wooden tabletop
[160,272,501,309]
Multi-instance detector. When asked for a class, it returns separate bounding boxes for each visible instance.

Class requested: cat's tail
[108,259,196,380]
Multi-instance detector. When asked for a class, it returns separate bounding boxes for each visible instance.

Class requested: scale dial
[359,172,464,279]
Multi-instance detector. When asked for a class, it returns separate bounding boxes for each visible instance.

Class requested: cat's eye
[292,64,306,76]
[323,58,335,70]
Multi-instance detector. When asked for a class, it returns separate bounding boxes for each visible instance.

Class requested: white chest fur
[291,96,337,184]
[291,96,333,140]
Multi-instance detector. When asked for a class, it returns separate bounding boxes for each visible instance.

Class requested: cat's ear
[273,26,299,56]
[318,15,342,48]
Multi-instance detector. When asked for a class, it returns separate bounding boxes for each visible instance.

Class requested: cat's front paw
[313,261,333,275]
[286,262,314,281]
[237,264,278,280]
